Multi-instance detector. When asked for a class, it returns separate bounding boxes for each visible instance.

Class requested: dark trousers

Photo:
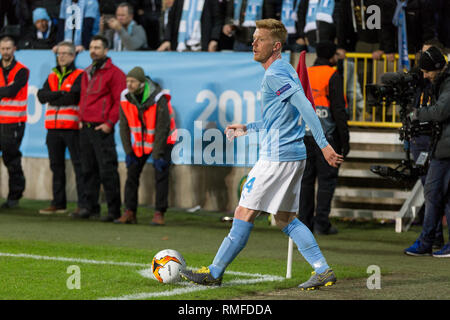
[411,134,444,241]
[299,135,339,232]
[124,145,172,214]
[46,129,86,209]
[419,158,450,247]
[79,125,121,217]
[0,122,26,201]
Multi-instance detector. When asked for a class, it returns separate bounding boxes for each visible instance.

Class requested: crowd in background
[0,0,449,56]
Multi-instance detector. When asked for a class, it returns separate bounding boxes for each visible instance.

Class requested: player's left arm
[289,90,344,168]
[266,72,343,167]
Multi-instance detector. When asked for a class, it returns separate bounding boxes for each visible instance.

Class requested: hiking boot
[1,199,18,209]
[432,237,444,250]
[298,268,337,291]
[70,208,99,219]
[39,206,67,215]
[404,239,432,256]
[314,225,338,235]
[180,266,222,286]
[114,210,137,224]
[150,211,165,226]
[101,214,119,223]
[433,243,450,258]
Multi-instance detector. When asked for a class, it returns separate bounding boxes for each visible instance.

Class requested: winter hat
[419,46,446,71]
[33,8,50,24]
[315,41,337,60]
[127,67,146,83]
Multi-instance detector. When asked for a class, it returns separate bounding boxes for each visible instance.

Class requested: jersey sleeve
[265,72,301,102]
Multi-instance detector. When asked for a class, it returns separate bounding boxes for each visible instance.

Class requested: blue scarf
[281,0,301,34]
[60,0,98,46]
[177,0,205,51]
[392,0,409,71]
[233,0,263,27]
[304,0,335,33]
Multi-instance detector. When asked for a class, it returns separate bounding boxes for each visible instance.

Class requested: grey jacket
[417,64,450,159]
[101,21,148,51]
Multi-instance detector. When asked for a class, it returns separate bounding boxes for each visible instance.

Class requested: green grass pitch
[0,199,448,300]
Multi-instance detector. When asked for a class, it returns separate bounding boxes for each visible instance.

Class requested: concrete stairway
[330,128,422,232]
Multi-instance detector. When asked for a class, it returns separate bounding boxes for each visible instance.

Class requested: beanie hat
[315,41,337,60]
[33,8,50,24]
[127,67,146,83]
[419,46,446,71]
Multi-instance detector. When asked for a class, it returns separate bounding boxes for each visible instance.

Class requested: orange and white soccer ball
[151,249,186,283]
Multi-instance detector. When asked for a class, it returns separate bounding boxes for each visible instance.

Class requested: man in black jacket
[157,0,222,52]
[37,41,86,215]
[404,46,450,257]
[299,41,350,235]
[380,0,435,61]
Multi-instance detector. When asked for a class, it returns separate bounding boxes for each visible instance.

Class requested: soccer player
[180,19,343,290]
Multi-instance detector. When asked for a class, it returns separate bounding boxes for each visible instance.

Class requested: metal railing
[343,53,417,128]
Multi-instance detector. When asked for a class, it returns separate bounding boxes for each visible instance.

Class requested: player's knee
[273,212,296,230]
[234,206,259,223]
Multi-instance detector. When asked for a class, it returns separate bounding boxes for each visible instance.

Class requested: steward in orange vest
[300,41,349,236]
[116,67,176,226]
[36,41,86,215]
[0,36,29,209]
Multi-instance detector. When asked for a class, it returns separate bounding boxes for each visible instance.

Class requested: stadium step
[329,128,422,232]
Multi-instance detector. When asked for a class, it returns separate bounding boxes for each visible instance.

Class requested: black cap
[315,41,337,60]
[419,46,446,71]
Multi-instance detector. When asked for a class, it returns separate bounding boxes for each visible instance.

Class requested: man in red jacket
[71,35,126,222]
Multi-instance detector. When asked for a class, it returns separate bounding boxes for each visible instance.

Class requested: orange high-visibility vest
[45,69,84,129]
[0,61,28,123]
[120,89,177,157]
[307,65,337,108]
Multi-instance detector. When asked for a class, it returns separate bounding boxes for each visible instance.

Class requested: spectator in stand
[18,0,61,32]
[70,35,126,222]
[297,0,337,52]
[56,0,100,53]
[98,2,148,51]
[135,0,162,50]
[380,0,435,62]
[18,8,58,49]
[221,0,280,52]
[160,0,175,43]
[157,0,222,52]
[280,0,307,52]
[434,0,450,54]
[116,67,176,225]
[0,36,29,209]
[0,0,20,31]
[337,0,383,59]
[37,41,87,215]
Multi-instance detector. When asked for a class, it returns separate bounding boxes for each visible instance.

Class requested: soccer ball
[151,249,186,284]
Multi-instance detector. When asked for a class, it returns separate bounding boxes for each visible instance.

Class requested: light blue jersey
[247,59,328,161]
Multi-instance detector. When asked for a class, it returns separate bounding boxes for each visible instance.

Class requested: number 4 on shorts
[243,177,255,193]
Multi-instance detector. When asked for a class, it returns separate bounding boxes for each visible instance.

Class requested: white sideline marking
[0,252,285,300]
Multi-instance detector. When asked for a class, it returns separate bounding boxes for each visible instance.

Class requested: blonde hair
[255,19,287,46]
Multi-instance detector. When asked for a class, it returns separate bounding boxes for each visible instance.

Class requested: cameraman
[404,46,450,258]
[410,41,445,249]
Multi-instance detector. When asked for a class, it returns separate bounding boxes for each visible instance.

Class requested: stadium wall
[0,51,313,212]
